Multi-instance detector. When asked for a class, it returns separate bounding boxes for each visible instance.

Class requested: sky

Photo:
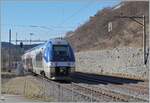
[0,0,121,44]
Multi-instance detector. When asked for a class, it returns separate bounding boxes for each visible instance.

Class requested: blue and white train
[22,38,75,80]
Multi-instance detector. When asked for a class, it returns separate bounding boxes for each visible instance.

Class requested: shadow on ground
[71,72,144,85]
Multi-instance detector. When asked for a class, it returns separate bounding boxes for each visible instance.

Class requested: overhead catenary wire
[1,24,72,44]
[1,24,75,30]
[2,24,78,40]
[1,1,97,35]
[59,0,97,27]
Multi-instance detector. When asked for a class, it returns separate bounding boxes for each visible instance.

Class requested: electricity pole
[9,29,11,72]
[115,15,147,64]
[30,33,34,45]
[16,32,18,45]
[143,15,147,64]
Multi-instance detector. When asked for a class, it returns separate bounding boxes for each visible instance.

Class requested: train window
[35,52,43,67]
[53,45,70,61]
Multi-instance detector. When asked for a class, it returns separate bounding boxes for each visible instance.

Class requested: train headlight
[60,69,64,73]
[70,67,75,73]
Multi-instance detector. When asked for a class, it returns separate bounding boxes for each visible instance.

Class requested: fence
[2,75,100,102]
[23,77,100,102]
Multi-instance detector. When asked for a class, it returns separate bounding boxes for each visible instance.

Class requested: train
[22,38,75,80]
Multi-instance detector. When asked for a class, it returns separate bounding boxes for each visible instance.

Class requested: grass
[2,75,54,102]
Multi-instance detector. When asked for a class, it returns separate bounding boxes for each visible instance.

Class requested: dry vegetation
[66,1,149,52]
[2,75,53,102]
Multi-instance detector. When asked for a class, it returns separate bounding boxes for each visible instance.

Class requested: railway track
[123,83,148,94]
[137,82,149,88]
[35,75,127,102]
[31,74,100,102]
[71,72,149,102]
[28,72,148,102]
[71,83,129,102]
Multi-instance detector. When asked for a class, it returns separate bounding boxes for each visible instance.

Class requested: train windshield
[53,45,71,61]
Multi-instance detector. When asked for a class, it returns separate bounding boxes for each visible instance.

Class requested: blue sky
[1,0,121,44]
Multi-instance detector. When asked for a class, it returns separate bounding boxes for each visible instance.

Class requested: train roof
[49,38,69,45]
[24,38,69,54]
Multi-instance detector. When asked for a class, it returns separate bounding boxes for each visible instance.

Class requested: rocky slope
[66,1,149,52]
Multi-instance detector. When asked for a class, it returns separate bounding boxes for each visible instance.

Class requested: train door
[35,51,43,75]
[25,57,33,72]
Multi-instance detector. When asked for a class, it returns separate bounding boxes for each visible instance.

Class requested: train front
[44,39,75,80]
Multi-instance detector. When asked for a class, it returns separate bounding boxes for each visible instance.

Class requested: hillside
[66,1,149,52]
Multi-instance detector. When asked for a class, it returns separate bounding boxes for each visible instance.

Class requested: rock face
[75,47,149,80]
